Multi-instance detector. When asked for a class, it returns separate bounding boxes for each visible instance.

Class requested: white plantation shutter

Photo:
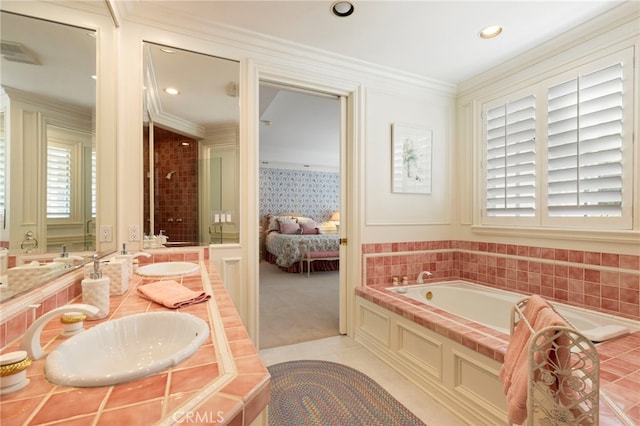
[547,63,624,217]
[485,95,536,217]
[47,145,72,219]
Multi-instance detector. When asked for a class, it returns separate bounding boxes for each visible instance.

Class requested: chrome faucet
[416,270,433,284]
[20,304,99,360]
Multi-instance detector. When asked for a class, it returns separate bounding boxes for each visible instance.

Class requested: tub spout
[416,271,433,284]
[20,304,100,360]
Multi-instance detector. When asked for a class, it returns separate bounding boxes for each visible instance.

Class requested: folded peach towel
[504,299,568,425]
[137,280,211,309]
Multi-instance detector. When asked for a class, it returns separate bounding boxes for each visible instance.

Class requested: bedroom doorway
[258,82,344,349]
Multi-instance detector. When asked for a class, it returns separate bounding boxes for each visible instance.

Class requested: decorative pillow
[268,215,295,232]
[278,221,300,234]
[300,221,319,234]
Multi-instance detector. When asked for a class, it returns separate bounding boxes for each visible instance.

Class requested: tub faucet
[20,304,100,360]
[416,271,433,284]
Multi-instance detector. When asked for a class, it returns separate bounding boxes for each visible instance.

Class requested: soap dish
[0,350,31,395]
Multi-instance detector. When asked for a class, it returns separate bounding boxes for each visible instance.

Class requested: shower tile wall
[144,127,198,243]
[363,241,640,321]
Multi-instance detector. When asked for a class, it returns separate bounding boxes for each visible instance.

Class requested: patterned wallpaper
[259,168,339,222]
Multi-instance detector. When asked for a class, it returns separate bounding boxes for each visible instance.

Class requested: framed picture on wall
[391,123,433,194]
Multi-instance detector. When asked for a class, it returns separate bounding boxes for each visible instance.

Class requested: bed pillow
[300,221,319,234]
[278,220,300,234]
[268,215,295,232]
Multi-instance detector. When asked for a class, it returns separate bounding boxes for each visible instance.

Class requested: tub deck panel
[356,283,640,425]
[356,296,508,425]
[357,302,391,346]
[396,323,443,382]
[452,349,506,415]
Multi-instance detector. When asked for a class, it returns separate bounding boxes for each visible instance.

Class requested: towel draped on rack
[499,295,570,425]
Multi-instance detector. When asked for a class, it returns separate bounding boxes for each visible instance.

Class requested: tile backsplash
[363,240,640,321]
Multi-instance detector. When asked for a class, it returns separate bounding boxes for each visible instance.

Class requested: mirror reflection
[0,11,98,301]
[142,42,239,247]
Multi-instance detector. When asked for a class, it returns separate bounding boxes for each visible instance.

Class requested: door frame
[244,61,363,345]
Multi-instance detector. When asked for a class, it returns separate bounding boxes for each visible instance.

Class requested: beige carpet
[259,261,340,349]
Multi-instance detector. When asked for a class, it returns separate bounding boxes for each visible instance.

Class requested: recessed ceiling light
[91,74,97,80]
[164,87,179,95]
[479,25,503,39]
[331,1,354,17]
[160,48,175,54]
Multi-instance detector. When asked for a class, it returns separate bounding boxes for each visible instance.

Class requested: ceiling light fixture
[479,25,503,39]
[164,87,179,95]
[331,1,354,17]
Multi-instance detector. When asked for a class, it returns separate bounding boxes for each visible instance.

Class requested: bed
[262,214,340,273]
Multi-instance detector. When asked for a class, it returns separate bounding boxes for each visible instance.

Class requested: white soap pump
[81,254,110,320]
[115,244,134,279]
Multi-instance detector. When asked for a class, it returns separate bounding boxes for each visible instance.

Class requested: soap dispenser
[81,255,110,320]
[115,244,134,279]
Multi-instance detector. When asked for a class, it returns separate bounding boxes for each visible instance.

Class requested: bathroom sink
[44,312,209,387]
[136,262,200,277]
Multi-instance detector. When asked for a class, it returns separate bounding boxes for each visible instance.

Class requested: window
[485,95,536,217]
[482,49,633,230]
[547,63,623,217]
[47,145,72,219]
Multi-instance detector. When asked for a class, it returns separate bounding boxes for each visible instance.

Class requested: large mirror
[0,10,100,300]
[142,42,240,247]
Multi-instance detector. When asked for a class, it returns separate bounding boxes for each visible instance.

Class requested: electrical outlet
[128,225,140,242]
[99,225,113,242]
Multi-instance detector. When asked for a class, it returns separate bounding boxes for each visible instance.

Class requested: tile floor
[259,335,465,426]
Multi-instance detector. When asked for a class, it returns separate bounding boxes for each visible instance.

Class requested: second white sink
[45,312,209,387]
[136,261,200,277]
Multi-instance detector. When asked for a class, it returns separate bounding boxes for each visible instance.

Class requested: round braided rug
[267,360,426,425]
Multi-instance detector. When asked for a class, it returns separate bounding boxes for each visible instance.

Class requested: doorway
[257,82,344,349]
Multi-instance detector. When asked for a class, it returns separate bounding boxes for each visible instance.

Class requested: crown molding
[111,2,457,97]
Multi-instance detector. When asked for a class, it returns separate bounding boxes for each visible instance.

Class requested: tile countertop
[0,260,270,426]
[356,285,640,426]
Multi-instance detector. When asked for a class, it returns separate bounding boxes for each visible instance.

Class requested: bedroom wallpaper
[259,168,339,222]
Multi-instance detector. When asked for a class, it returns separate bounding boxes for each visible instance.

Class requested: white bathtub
[388,281,640,342]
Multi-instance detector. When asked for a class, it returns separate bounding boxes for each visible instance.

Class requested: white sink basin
[45,312,209,387]
[136,262,200,277]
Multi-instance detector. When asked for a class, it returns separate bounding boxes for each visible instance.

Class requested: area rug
[267,360,426,425]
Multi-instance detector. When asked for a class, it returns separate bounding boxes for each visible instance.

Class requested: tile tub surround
[363,241,640,321]
[0,257,270,426]
[356,285,640,425]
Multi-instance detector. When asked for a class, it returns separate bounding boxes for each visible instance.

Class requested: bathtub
[388,281,640,342]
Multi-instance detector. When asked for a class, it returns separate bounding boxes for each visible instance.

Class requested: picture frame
[391,123,432,194]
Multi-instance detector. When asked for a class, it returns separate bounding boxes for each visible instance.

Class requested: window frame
[478,47,634,231]
[45,125,91,225]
